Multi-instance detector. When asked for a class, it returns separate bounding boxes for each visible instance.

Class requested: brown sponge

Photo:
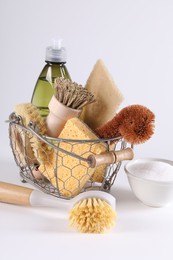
[80,59,124,129]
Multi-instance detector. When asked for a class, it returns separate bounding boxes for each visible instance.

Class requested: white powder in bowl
[128,160,173,182]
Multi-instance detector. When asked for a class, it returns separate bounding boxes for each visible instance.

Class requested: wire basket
[8,112,128,200]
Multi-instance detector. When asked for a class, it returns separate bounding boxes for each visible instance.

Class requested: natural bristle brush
[0,182,116,233]
[69,192,117,233]
[95,104,155,145]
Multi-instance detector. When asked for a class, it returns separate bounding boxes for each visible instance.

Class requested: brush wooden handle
[46,95,81,137]
[0,182,33,206]
[88,148,134,168]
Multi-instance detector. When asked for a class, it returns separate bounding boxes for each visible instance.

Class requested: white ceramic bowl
[124,158,173,207]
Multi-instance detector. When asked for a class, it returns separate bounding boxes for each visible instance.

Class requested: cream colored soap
[81,59,124,129]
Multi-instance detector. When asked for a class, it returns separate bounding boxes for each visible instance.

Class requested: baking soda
[129,160,173,182]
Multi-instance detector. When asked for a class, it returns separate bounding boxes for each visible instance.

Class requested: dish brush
[0,182,116,233]
[54,77,95,110]
[46,77,96,137]
[95,104,155,144]
[14,103,50,165]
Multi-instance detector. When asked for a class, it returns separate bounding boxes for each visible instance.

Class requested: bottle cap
[45,38,67,63]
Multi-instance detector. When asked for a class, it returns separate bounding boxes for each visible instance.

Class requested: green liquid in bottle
[31,77,54,117]
[31,62,71,118]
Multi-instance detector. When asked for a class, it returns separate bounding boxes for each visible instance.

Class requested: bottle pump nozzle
[52,38,62,50]
[45,38,66,63]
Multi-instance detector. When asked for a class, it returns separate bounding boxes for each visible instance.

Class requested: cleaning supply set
[4,39,157,233]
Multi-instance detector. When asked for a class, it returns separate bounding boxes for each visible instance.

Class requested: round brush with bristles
[69,195,117,233]
[46,77,96,137]
[95,104,155,144]
[54,77,95,109]
[0,182,117,234]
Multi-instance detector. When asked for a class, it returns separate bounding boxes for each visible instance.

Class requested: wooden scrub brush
[14,103,50,164]
[95,104,155,144]
[46,77,95,137]
[0,182,116,233]
[13,103,52,180]
[54,77,95,110]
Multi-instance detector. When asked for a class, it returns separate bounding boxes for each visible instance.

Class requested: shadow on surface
[111,185,146,211]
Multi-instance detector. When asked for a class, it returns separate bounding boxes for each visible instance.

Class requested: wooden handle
[113,148,134,163]
[0,182,33,206]
[88,148,134,168]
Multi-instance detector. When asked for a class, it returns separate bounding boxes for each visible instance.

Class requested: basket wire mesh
[8,112,127,199]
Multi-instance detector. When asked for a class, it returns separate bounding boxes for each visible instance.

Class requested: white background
[0,1,173,260]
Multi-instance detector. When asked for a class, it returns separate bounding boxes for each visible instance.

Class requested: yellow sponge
[39,118,107,197]
[80,59,124,129]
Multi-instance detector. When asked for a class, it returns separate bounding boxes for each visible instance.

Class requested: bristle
[118,104,155,144]
[69,197,117,233]
[54,77,95,110]
[95,104,155,145]
[15,103,52,165]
